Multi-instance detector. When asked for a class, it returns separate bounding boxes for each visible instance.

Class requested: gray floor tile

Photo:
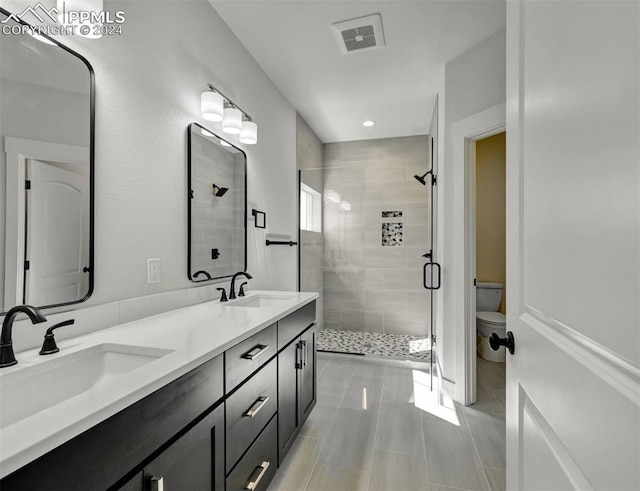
[317,357,331,378]
[318,407,377,470]
[299,392,343,442]
[268,436,321,491]
[318,360,356,395]
[491,389,505,412]
[483,467,506,491]
[463,411,506,469]
[382,366,418,403]
[476,358,505,390]
[429,485,474,491]
[417,389,468,428]
[368,450,429,491]
[306,463,369,491]
[353,361,387,378]
[465,376,503,416]
[341,376,384,411]
[375,401,425,456]
[275,355,505,491]
[423,420,489,490]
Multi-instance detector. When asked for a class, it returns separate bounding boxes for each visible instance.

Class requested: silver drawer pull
[246,461,270,490]
[244,396,269,418]
[242,344,269,360]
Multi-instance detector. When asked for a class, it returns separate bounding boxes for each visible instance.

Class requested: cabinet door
[277,339,301,464]
[117,472,143,491]
[142,403,225,491]
[299,326,316,424]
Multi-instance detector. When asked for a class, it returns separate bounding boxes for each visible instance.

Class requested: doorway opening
[472,132,506,410]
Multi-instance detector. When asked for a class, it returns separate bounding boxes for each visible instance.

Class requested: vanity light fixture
[201,90,224,122]
[200,128,215,137]
[219,139,232,147]
[222,106,243,134]
[362,120,375,127]
[239,120,258,144]
[201,84,258,144]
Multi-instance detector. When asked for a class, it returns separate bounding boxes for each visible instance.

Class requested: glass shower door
[422,134,440,390]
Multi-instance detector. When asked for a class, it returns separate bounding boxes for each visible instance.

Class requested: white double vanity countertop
[0,291,318,477]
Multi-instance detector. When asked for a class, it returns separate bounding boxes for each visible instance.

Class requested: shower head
[414,170,433,186]
[212,184,229,197]
[414,174,427,186]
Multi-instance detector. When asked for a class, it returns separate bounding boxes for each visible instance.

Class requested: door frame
[451,103,506,405]
[3,137,90,309]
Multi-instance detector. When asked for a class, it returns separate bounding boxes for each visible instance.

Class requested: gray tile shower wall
[322,136,431,336]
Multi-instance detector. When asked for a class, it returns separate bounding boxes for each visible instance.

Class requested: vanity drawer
[225,323,277,392]
[226,416,277,491]
[226,358,277,472]
[277,300,316,349]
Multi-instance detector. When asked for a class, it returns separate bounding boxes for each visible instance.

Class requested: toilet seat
[476,311,506,326]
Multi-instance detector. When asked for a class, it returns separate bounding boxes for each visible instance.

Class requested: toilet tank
[476,282,503,312]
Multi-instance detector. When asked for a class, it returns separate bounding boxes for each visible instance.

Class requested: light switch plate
[147,258,160,284]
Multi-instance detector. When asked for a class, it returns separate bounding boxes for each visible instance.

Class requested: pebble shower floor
[316,328,432,362]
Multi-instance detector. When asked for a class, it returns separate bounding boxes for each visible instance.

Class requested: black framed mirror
[0,8,95,314]
[188,123,247,282]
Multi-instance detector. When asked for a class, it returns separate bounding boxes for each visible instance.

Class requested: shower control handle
[489,331,515,355]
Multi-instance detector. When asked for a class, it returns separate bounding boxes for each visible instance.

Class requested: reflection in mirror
[0,8,94,313]
[188,123,246,282]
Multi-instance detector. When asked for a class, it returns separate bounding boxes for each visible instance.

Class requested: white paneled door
[26,160,89,306]
[506,1,639,490]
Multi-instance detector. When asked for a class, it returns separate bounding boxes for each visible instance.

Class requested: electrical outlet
[147,258,160,284]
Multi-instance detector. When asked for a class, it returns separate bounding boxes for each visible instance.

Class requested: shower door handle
[423,262,441,290]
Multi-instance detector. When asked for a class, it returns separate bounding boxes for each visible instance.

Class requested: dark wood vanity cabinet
[299,326,317,422]
[0,300,317,491]
[138,403,225,491]
[0,355,224,491]
[278,324,317,464]
[277,302,317,465]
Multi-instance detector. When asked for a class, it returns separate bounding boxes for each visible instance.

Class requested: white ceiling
[211,1,506,143]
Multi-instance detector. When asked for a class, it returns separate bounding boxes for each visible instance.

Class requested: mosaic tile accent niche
[382,222,403,246]
[382,210,403,246]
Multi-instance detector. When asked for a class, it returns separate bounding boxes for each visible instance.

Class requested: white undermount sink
[228,293,297,308]
[0,343,173,429]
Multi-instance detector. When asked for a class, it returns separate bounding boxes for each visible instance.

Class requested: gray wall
[1,0,298,311]
[322,135,431,336]
[297,114,323,328]
[440,28,506,382]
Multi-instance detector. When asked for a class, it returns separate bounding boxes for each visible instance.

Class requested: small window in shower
[300,183,321,233]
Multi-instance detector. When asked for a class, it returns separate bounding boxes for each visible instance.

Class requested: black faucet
[217,287,228,302]
[229,272,252,300]
[0,305,47,368]
[239,282,248,297]
[40,319,75,355]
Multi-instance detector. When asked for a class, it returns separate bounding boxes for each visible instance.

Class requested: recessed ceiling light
[362,120,375,127]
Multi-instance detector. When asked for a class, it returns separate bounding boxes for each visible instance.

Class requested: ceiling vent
[332,14,385,55]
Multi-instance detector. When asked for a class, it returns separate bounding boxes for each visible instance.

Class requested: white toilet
[476,282,507,362]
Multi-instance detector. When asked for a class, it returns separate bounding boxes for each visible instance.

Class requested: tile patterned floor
[317,329,432,362]
[268,354,506,491]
